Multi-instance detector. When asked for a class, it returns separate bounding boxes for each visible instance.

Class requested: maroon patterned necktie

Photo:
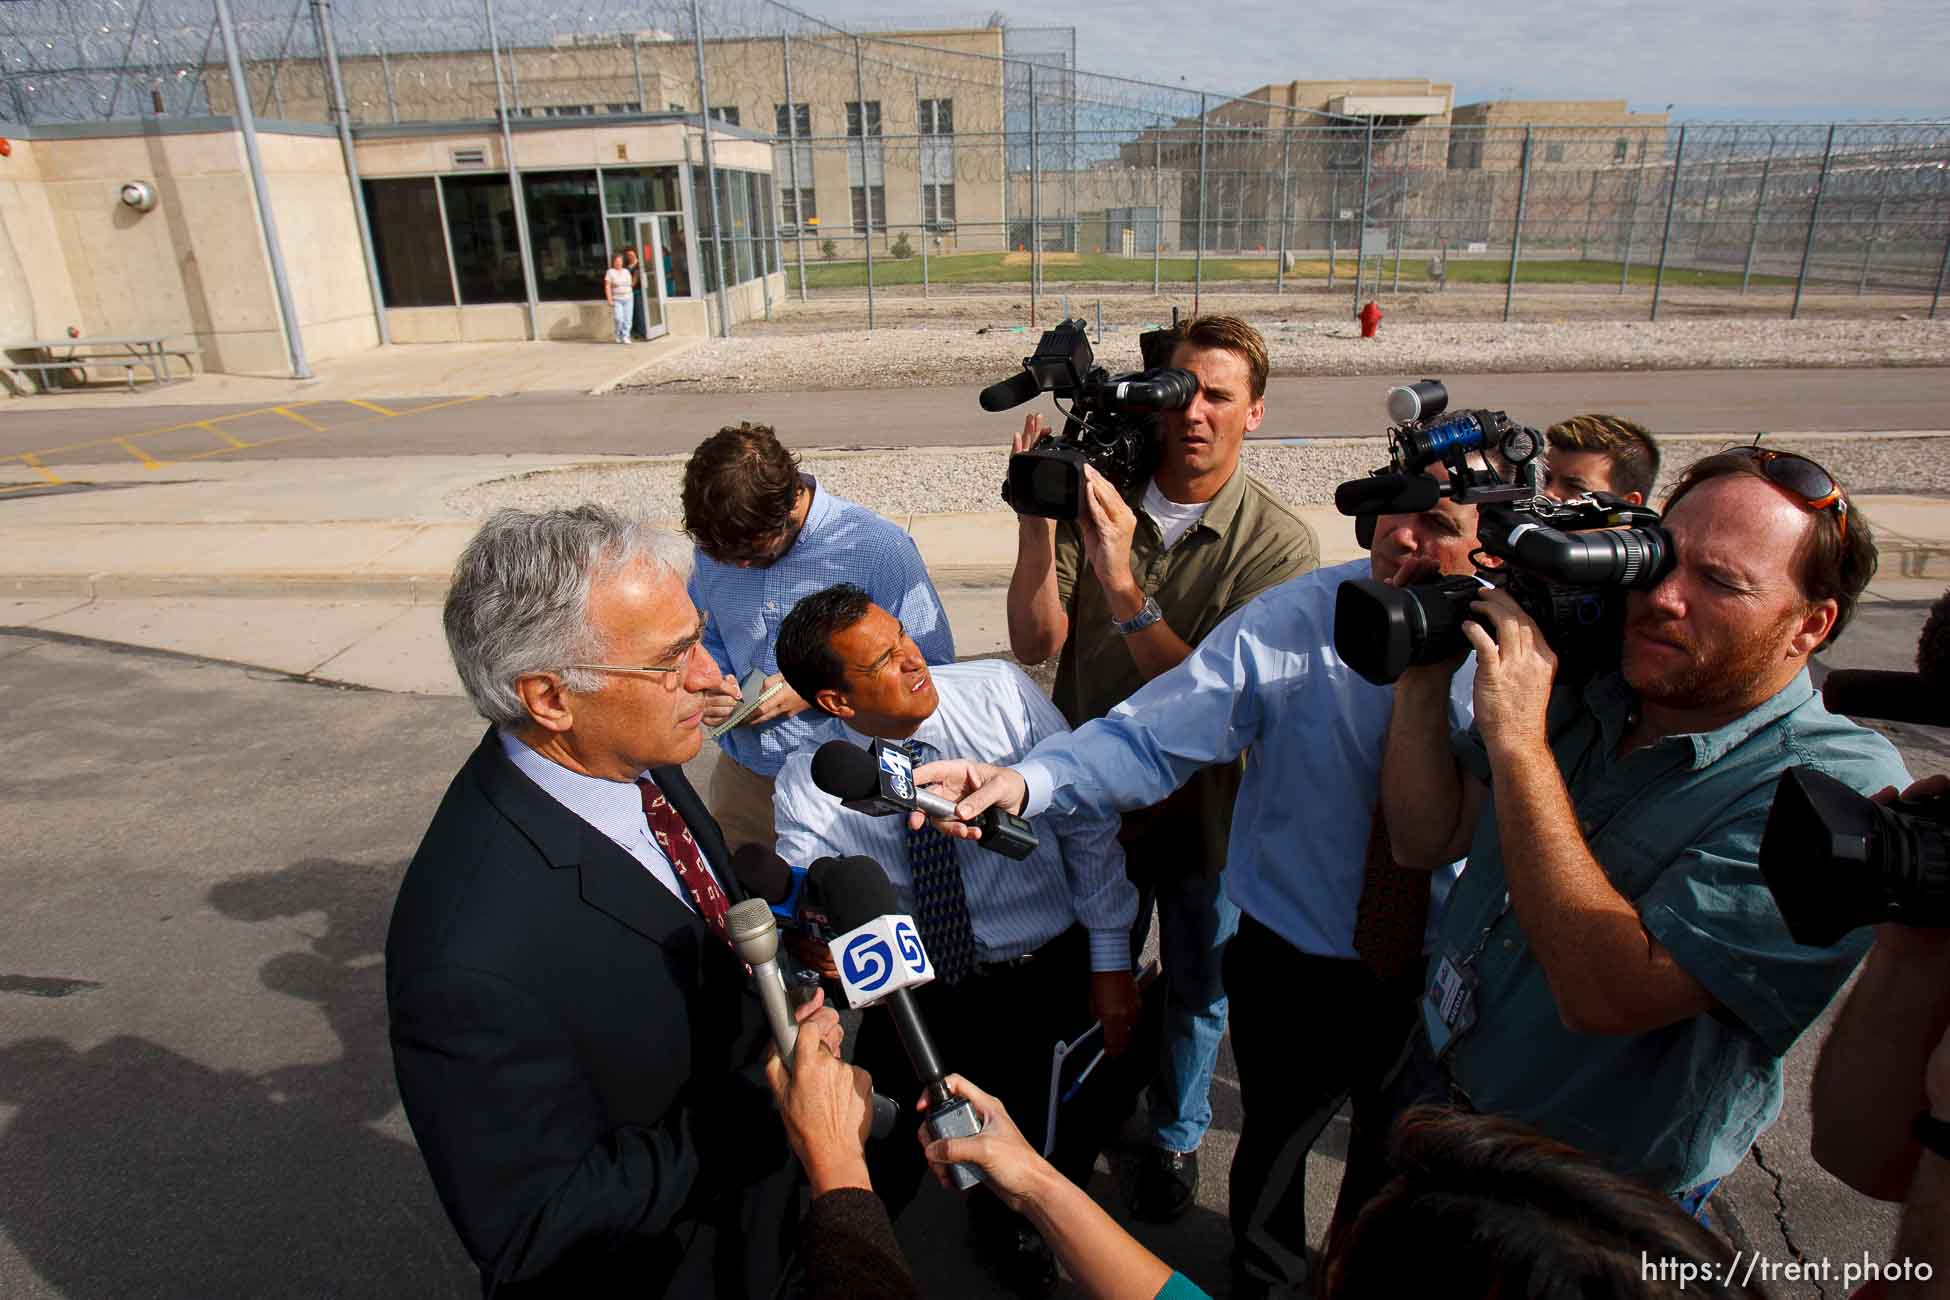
[636,779,732,950]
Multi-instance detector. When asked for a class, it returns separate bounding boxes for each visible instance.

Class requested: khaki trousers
[707,752,778,855]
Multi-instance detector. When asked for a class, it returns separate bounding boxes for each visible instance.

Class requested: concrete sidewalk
[1,338,692,411]
[2,450,1949,694]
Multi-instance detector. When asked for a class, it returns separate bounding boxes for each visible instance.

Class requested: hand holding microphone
[902,757,1030,845]
[811,740,1037,857]
[763,990,878,1195]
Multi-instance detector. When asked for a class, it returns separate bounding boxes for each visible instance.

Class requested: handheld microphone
[810,855,985,1190]
[978,370,1043,413]
[809,739,1039,860]
[730,844,817,933]
[727,895,897,1140]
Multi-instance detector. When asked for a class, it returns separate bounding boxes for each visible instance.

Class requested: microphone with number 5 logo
[808,854,985,1190]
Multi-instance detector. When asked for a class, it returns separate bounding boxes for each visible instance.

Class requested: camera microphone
[1821,670,1950,729]
[978,370,1043,413]
[1333,473,1441,517]
[809,739,1039,860]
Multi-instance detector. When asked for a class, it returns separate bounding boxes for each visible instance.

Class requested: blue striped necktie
[901,739,978,985]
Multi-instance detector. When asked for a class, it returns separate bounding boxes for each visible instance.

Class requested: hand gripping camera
[978,319,1195,520]
[1332,380,1674,686]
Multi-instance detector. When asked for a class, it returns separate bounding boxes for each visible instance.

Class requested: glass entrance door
[606,215,670,341]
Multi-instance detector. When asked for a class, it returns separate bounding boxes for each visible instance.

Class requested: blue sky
[814,0,1950,122]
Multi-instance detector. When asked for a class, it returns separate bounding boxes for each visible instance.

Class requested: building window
[709,105,740,126]
[1544,141,1565,163]
[440,174,525,304]
[780,186,816,234]
[522,169,604,302]
[363,178,454,307]
[775,103,811,139]
[918,98,952,135]
[517,103,635,118]
[923,183,955,230]
[601,166,682,214]
[1614,137,1631,163]
[845,100,881,137]
[851,185,886,233]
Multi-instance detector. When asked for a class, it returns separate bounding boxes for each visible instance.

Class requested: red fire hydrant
[1358,301,1383,339]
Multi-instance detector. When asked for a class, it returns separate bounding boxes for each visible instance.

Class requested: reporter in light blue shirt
[681,423,954,854]
[914,466,1485,1295]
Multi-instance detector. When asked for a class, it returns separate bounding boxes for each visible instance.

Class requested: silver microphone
[727,895,897,1140]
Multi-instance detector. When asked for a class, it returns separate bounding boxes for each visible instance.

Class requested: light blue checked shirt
[498,731,726,914]
[1015,559,1474,961]
[773,660,1136,973]
[690,477,956,778]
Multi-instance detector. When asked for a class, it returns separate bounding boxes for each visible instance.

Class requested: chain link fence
[7,0,1948,330]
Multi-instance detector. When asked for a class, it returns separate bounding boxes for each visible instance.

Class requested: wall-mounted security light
[119,181,157,212]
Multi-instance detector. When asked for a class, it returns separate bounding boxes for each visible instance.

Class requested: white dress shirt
[772,659,1137,972]
[499,730,723,913]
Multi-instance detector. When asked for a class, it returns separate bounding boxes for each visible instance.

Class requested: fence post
[632,34,645,109]
[1327,168,1339,289]
[482,0,539,341]
[1152,132,1162,296]
[1195,93,1208,316]
[1931,224,1950,320]
[1792,124,1838,321]
[1502,127,1531,322]
[1858,194,1886,295]
[853,37,876,330]
[1275,114,1292,293]
[689,0,732,337]
[1392,167,1406,292]
[781,33,807,302]
[1650,124,1687,322]
[213,0,311,377]
[1581,167,1601,258]
[916,74,929,300]
[1620,146,1645,292]
[1029,63,1039,326]
[376,40,398,123]
[1740,140,1773,294]
[311,0,389,345]
[1353,116,1373,316]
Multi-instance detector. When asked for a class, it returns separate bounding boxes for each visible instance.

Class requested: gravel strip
[448,432,1950,522]
[615,319,1950,396]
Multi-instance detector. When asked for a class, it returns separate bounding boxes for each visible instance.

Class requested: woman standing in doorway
[603,253,633,344]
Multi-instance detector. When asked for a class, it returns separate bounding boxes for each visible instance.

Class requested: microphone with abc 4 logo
[809,854,986,1191]
[810,739,1040,860]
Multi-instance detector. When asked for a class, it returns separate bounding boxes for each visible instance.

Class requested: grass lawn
[786,252,1796,291]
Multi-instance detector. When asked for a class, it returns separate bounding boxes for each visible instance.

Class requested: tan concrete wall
[31,129,291,374]
[257,132,379,363]
[0,138,85,345]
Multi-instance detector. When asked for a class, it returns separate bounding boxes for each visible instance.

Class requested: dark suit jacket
[386,728,799,1298]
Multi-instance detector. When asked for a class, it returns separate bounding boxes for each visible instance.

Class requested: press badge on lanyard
[1421,953,1478,1060]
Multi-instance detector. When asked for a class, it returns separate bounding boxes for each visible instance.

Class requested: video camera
[1332,379,1674,686]
[979,319,1194,520]
[1759,590,1950,946]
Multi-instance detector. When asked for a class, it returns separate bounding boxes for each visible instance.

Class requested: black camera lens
[1334,577,1478,685]
[1760,766,1950,948]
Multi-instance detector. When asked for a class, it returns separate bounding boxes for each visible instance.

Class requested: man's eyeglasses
[562,622,709,692]
[1731,441,1849,541]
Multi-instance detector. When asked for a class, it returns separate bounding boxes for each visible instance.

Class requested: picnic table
[1,335,190,394]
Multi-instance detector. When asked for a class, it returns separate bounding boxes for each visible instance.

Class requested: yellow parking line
[114,437,165,470]
[19,453,63,486]
[272,405,327,432]
[398,394,489,417]
[344,398,398,417]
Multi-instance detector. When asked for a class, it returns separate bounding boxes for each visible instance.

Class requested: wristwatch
[1915,1109,1950,1161]
[1113,595,1164,637]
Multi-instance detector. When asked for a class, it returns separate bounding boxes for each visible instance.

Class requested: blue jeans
[1136,869,1240,1153]
[610,297,633,341]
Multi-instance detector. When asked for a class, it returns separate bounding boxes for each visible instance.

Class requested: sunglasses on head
[1729,439,1848,541]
